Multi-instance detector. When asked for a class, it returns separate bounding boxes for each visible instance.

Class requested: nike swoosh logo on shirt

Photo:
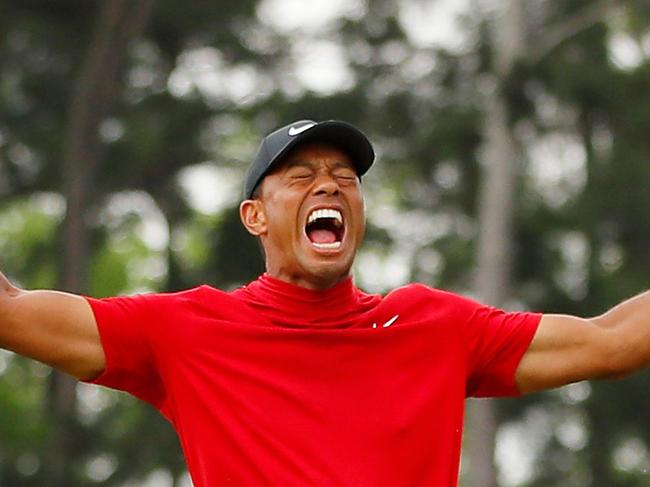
[372,314,400,329]
[288,122,316,136]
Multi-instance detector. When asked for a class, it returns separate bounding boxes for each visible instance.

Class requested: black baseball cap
[243,119,375,199]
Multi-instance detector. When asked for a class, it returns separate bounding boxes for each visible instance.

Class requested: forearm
[517,289,650,393]
[0,270,25,349]
[0,270,105,379]
[593,290,650,375]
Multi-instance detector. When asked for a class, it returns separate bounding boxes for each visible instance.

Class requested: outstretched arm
[0,270,104,380]
[516,290,650,393]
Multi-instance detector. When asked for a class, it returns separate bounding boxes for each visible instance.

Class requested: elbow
[596,327,641,380]
[599,360,634,380]
[600,365,635,381]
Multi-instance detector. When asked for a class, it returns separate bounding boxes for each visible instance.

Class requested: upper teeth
[308,208,342,225]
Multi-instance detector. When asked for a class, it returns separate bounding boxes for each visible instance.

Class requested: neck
[265,268,351,291]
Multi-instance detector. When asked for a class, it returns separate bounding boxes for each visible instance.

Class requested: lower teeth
[312,242,341,249]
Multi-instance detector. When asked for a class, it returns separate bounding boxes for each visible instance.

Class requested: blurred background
[2,0,650,486]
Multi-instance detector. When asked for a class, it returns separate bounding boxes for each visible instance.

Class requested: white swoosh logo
[372,314,400,329]
[288,123,316,136]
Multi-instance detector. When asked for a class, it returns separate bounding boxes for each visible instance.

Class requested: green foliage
[0,196,61,288]
[2,0,650,486]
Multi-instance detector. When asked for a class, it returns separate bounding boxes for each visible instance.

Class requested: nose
[312,173,340,196]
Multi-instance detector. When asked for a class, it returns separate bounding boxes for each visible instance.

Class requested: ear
[239,199,267,236]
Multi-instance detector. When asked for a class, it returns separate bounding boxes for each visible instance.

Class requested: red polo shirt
[86,274,540,486]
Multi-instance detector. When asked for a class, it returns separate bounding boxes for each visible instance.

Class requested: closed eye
[335,171,357,183]
[287,169,314,179]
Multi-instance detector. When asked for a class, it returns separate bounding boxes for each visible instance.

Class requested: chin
[301,259,352,288]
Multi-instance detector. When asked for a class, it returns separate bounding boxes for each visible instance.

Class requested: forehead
[278,142,355,170]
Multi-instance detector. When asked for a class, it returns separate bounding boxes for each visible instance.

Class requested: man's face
[240,143,365,290]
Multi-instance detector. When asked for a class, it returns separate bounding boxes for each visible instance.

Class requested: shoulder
[381,283,483,323]
[92,285,232,315]
[151,284,239,312]
[172,284,228,301]
[128,285,216,305]
[385,283,473,307]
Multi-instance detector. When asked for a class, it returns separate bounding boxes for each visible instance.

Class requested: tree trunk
[43,1,155,485]
[463,1,525,486]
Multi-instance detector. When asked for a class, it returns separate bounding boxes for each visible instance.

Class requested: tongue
[308,229,337,244]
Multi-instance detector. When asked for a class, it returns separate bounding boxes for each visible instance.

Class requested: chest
[160,318,467,486]
[165,320,464,427]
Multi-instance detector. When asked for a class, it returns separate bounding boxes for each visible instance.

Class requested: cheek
[350,194,365,231]
[266,201,300,240]
[355,218,366,242]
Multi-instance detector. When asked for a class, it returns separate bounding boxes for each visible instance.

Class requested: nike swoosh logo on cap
[288,122,317,136]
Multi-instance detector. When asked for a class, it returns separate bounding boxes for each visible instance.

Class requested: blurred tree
[466,2,526,486]
[2,0,650,486]
[47,2,156,486]
[495,2,650,486]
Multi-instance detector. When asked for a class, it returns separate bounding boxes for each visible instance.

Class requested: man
[0,119,648,486]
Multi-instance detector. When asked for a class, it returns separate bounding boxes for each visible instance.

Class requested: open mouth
[305,208,344,250]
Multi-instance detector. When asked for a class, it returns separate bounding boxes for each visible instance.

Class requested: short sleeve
[83,294,167,410]
[459,297,541,397]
